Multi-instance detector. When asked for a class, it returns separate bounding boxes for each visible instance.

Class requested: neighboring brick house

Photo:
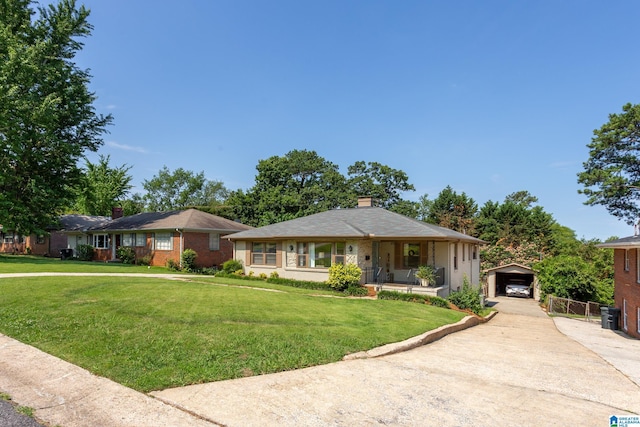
[53,209,252,268]
[598,236,640,339]
[0,229,50,256]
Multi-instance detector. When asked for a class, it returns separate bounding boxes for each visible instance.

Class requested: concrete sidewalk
[0,334,215,427]
[553,316,640,387]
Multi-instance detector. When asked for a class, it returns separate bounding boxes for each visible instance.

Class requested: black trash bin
[60,248,73,260]
[608,307,621,331]
[600,306,610,329]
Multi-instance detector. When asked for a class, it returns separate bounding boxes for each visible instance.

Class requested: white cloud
[106,104,117,110]
[106,141,148,153]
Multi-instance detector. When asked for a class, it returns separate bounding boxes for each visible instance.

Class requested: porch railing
[362,267,384,285]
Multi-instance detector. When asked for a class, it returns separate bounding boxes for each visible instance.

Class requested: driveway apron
[153,298,640,427]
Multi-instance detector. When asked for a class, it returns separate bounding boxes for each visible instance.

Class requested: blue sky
[69,0,640,240]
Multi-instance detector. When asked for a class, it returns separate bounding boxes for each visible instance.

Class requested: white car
[505,283,530,298]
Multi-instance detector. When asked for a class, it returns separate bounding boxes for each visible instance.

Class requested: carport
[485,263,538,300]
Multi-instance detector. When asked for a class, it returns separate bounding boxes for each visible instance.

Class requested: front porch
[362,266,449,298]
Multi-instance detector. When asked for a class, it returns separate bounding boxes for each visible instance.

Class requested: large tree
[227,150,350,226]
[73,155,132,216]
[142,166,228,212]
[425,186,477,234]
[347,161,415,209]
[578,103,640,225]
[0,0,112,235]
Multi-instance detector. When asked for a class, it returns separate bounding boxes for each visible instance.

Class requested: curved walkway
[0,275,638,426]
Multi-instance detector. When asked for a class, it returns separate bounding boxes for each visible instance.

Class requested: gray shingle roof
[597,235,640,249]
[60,215,111,231]
[226,207,484,243]
[90,209,252,233]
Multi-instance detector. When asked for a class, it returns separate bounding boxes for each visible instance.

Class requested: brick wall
[0,234,50,256]
[613,248,640,338]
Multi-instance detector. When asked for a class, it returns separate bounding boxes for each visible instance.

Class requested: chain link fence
[547,296,601,323]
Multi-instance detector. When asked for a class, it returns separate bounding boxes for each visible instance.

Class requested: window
[209,233,220,251]
[623,299,628,331]
[454,243,458,270]
[297,242,308,267]
[297,242,345,268]
[473,245,477,260]
[462,244,466,262]
[625,249,630,271]
[136,233,146,247]
[122,233,135,247]
[92,234,109,249]
[252,242,276,265]
[314,243,332,267]
[403,243,420,269]
[334,242,346,265]
[36,235,45,244]
[3,232,13,244]
[155,233,173,251]
[637,249,640,283]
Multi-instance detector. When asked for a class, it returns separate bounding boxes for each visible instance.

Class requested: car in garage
[505,283,531,298]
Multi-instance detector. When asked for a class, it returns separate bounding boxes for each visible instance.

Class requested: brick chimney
[111,207,123,219]
[357,197,374,208]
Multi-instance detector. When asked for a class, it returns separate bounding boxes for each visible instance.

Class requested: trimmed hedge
[377,290,451,309]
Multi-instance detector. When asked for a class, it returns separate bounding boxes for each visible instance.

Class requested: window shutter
[394,243,402,269]
[246,241,252,266]
[276,242,282,267]
[420,242,428,266]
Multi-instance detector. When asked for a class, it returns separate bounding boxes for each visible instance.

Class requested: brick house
[0,229,50,256]
[598,236,640,339]
[62,209,252,268]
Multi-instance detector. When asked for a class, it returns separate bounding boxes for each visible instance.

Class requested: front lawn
[0,254,170,274]
[0,275,465,392]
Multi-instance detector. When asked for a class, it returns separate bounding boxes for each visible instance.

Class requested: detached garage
[485,263,538,300]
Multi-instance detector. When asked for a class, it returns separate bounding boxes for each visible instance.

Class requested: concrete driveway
[153,297,640,426]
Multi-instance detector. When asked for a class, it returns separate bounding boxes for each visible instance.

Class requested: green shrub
[270,271,279,279]
[138,255,152,266]
[166,259,181,271]
[344,285,368,296]
[200,267,217,275]
[116,246,136,264]
[266,277,334,291]
[377,290,450,308]
[181,249,198,272]
[76,244,94,261]
[447,275,482,314]
[222,259,243,274]
[258,273,268,280]
[327,263,362,291]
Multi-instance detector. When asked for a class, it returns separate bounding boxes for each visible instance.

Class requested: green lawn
[0,254,171,274]
[0,256,466,392]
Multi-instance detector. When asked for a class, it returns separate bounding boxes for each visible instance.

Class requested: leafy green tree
[120,194,145,216]
[0,0,112,235]
[74,155,132,216]
[426,186,477,234]
[534,252,613,304]
[142,166,228,211]
[578,103,640,225]
[347,161,415,209]
[227,150,350,226]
